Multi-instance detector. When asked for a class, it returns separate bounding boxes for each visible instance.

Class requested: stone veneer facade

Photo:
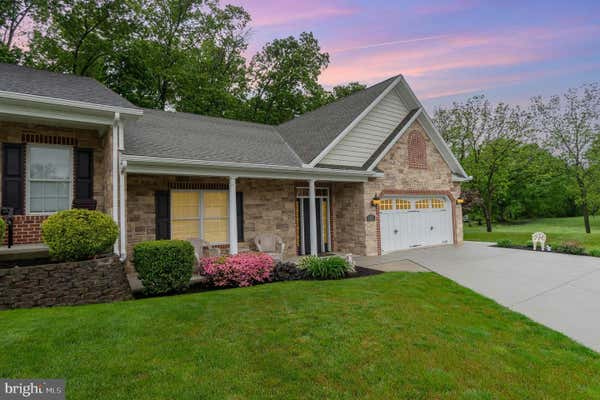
[0,256,131,309]
[0,121,112,244]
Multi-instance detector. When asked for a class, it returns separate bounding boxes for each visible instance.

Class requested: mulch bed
[134,265,384,299]
[347,266,383,278]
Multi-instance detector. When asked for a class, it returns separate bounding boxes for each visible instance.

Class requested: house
[0,63,469,268]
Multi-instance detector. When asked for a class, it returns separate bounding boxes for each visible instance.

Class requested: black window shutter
[155,191,170,240]
[2,143,24,215]
[74,148,94,200]
[236,191,244,242]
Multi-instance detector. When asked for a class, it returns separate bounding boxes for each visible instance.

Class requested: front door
[296,187,331,255]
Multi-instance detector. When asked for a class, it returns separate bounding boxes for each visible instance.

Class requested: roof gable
[318,87,413,167]
[276,76,399,164]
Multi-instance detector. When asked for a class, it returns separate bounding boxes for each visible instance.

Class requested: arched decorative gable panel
[407,130,427,169]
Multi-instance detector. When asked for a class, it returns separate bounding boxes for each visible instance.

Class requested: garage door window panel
[415,199,430,209]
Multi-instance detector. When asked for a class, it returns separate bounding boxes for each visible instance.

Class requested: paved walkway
[356,242,600,352]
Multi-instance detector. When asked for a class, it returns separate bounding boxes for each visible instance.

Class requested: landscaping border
[0,256,132,310]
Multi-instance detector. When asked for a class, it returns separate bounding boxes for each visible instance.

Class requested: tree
[434,95,532,232]
[172,3,250,118]
[329,82,366,101]
[27,0,134,77]
[584,132,600,216]
[1,0,47,49]
[245,32,329,124]
[105,0,250,111]
[531,83,600,233]
[498,143,575,221]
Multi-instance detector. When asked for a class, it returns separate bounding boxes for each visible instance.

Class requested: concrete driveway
[356,242,600,352]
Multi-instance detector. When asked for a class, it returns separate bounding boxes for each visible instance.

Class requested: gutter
[0,90,143,117]
[124,154,383,179]
[452,174,473,182]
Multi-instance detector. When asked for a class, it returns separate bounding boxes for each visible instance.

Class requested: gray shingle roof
[276,75,399,163]
[0,63,138,109]
[124,109,304,167]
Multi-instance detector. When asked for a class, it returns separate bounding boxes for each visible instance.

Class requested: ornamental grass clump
[298,255,352,280]
[200,252,275,287]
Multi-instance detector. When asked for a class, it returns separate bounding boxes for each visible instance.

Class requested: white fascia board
[0,90,143,117]
[125,155,380,182]
[366,108,422,171]
[307,76,403,167]
[0,101,115,126]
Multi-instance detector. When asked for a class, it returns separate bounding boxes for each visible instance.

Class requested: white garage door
[380,196,453,253]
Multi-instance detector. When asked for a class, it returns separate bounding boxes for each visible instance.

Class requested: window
[415,199,430,209]
[395,199,411,210]
[431,198,445,209]
[27,145,72,213]
[380,199,393,210]
[171,190,229,243]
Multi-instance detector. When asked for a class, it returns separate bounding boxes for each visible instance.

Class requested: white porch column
[308,179,318,256]
[112,113,120,256]
[229,176,238,255]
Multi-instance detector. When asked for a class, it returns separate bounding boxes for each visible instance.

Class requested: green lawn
[464,216,600,251]
[2,274,600,399]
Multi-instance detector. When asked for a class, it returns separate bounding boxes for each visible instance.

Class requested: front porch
[125,173,369,268]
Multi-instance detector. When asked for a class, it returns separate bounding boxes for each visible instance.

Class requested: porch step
[0,243,49,261]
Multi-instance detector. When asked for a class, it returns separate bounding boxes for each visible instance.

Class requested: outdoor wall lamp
[371,194,381,207]
[456,198,465,204]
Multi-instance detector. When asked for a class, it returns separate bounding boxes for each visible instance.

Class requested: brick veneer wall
[332,119,463,256]
[0,256,132,309]
[0,121,111,245]
[2,215,47,245]
[125,175,298,271]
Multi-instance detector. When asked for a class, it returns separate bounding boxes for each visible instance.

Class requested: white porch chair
[254,234,285,261]
[187,238,221,261]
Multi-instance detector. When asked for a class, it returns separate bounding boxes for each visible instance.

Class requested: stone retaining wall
[0,256,132,310]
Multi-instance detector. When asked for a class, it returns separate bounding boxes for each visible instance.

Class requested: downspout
[118,118,127,261]
[112,113,120,256]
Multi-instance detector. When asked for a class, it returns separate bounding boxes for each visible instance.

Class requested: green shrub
[41,209,118,261]
[555,240,585,255]
[298,255,352,280]
[0,217,5,243]
[589,249,600,257]
[133,240,195,294]
[526,240,533,248]
[496,239,513,248]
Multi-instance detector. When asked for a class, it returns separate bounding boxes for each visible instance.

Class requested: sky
[230,0,600,112]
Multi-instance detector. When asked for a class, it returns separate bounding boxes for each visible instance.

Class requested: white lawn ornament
[345,254,356,272]
[532,232,546,251]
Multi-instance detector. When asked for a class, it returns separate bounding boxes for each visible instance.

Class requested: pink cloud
[319,23,600,98]
[231,0,358,27]
[411,0,478,15]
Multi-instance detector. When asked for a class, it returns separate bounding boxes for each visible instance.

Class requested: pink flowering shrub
[199,252,275,287]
